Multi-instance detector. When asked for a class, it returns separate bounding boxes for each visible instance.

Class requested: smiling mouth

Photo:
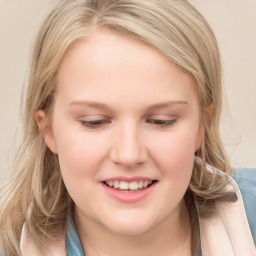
[103,180,157,191]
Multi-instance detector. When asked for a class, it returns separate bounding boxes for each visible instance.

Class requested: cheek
[149,129,197,181]
[53,124,109,181]
[54,130,110,206]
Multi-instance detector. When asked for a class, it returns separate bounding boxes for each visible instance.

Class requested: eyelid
[146,118,178,128]
[148,114,177,119]
[79,119,111,129]
[77,113,179,129]
[77,114,108,120]
[77,114,112,128]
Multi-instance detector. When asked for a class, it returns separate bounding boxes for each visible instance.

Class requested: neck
[74,201,192,256]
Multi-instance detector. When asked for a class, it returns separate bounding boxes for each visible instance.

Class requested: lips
[101,176,158,203]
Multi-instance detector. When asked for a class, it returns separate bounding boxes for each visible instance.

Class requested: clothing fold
[197,176,256,256]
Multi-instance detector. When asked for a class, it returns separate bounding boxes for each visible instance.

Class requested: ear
[194,105,213,152]
[205,104,213,120]
[34,110,58,154]
[195,126,203,152]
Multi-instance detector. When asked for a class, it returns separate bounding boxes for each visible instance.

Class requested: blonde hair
[0,0,233,255]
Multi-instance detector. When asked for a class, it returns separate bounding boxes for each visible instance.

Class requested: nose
[110,122,148,168]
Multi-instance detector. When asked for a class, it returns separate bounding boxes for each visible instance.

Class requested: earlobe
[195,127,203,152]
[194,105,212,152]
[34,110,58,154]
[205,105,213,120]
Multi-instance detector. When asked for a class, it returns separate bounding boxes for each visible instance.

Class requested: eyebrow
[146,100,188,111]
[68,100,188,111]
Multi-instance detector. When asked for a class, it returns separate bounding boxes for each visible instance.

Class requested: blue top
[66,215,85,256]
[66,168,256,256]
[233,167,256,244]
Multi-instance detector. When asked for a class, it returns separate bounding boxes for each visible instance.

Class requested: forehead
[56,30,199,109]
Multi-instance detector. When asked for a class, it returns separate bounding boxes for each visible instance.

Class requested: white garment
[197,177,255,256]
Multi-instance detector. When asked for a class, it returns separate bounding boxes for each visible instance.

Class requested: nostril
[109,138,148,167]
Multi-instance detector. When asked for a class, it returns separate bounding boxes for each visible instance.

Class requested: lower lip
[101,182,157,203]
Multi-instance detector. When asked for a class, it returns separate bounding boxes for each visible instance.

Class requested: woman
[0,0,255,255]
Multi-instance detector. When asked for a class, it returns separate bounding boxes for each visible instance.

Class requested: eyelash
[79,120,109,128]
[79,119,177,129]
[146,119,177,127]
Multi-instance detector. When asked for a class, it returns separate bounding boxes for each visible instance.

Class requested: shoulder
[232,167,256,245]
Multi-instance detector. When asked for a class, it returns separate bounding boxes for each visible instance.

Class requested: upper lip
[102,176,156,182]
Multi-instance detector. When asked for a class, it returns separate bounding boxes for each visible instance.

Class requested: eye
[147,119,177,127]
[79,120,111,128]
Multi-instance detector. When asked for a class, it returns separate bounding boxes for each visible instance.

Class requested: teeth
[138,180,144,189]
[143,180,149,188]
[120,181,129,190]
[108,181,114,187]
[105,180,154,190]
[129,181,138,190]
[114,181,119,188]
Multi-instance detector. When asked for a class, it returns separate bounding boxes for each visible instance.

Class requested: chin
[102,216,154,236]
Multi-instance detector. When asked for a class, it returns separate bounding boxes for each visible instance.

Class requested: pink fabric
[197,178,256,256]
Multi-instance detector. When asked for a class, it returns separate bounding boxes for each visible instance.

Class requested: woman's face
[39,30,202,236]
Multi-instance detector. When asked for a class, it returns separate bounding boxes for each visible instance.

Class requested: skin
[36,30,203,256]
